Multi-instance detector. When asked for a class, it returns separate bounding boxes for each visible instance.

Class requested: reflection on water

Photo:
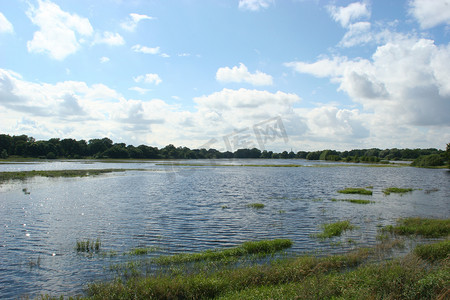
[0,160,449,298]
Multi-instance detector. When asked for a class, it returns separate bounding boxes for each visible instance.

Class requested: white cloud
[93,31,125,46]
[129,86,151,94]
[301,106,369,141]
[285,35,450,139]
[131,44,160,54]
[327,1,371,28]
[100,56,110,63]
[339,22,372,47]
[239,0,273,11]
[216,63,273,86]
[26,0,93,60]
[0,68,166,143]
[0,12,13,34]
[409,0,450,29]
[121,13,154,32]
[134,73,162,85]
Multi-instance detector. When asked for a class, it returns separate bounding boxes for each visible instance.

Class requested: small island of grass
[382,187,414,195]
[337,187,373,195]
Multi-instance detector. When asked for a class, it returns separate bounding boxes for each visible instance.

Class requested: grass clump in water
[382,187,414,195]
[414,240,450,262]
[337,187,372,195]
[247,203,265,209]
[331,198,374,204]
[153,239,292,265]
[382,217,450,238]
[314,220,356,239]
[127,247,157,256]
[76,239,101,253]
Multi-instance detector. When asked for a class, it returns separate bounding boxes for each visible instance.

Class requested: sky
[0,0,449,152]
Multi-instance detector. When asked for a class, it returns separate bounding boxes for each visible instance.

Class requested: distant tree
[411,154,444,167]
[1,149,8,159]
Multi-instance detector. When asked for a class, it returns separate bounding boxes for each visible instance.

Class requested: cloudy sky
[1,0,449,151]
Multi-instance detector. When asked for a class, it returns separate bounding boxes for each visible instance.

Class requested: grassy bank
[0,168,143,182]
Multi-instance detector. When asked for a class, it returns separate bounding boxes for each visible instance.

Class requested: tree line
[0,134,448,166]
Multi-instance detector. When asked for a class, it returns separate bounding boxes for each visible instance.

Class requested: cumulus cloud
[120,13,154,32]
[300,106,369,142]
[238,0,273,11]
[0,12,13,34]
[216,63,273,86]
[0,68,166,143]
[134,73,162,85]
[100,56,110,63]
[131,44,160,54]
[93,31,125,46]
[409,0,450,29]
[26,0,93,60]
[327,1,371,28]
[285,35,450,139]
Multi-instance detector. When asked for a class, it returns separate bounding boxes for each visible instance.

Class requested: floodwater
[0,159,449,298]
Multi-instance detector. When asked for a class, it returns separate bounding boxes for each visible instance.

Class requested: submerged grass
[383,187,414,195]
[337,187,373,195]
[153,239,293,265]
[76,239,101,253]
[247,203,265,209]
[382,217,450,238]
[314,220,356,239]
[331,198,375,204]
[127,247,158,256]
[0,168,142,182]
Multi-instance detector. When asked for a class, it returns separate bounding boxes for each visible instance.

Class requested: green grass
[87,248,371,299]
[127,247,157,256]
[76,239,101,253]
[314,220,356,239]
[0,169,141,182]
[217,253,449,300]
[414,240,450,262]
[247,203,265,209]
[153,239,293,265]
[331,198,375,204]
[337,187,373,195]
[382,217,450,238]
[382,187,414,195]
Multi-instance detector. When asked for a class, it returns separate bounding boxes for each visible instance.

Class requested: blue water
[0,159,449,298]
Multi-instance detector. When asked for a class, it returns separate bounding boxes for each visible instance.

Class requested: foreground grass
[85,244,449,300]
[337,187,373,195]
[314,220,356,239]
[153,239,292,265]
[87,248,372,299]
[414,240,450,262]
[0,169,142,182]
[382,217,450,238]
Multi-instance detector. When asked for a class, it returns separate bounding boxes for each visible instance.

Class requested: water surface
[0,159,449,298]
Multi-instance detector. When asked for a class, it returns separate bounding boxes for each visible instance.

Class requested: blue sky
[0,0,449,151]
